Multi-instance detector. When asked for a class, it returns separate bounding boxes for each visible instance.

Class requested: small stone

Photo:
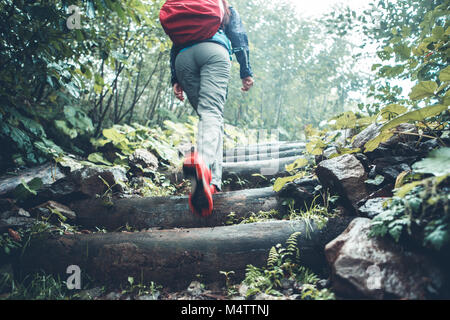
[17,208,31,217]
[136,292,160,300]
[103,291,122,300]
[316,279,331,290]
[283,288,294,296]
[281,278,295,289]
[187,281,204,297]
[129,149,159,177]
[359,198,389,219]
[238,284,249,297]
[253,293,283,300]
[77,287,104,300]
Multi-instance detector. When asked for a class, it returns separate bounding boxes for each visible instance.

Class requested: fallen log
[19,218,354,289]
[168,156,297,187]
[224,142,305,158]
[71,187,285,230]
[0,163,65,196]
[223,148,305,163]
[223,156,299,177]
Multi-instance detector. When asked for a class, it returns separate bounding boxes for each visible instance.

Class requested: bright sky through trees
[291,0,372,17]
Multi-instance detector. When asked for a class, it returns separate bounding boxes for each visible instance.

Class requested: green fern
[267,246,279,268]
[285,232,301,263]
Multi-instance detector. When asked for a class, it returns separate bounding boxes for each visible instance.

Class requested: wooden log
[0,163,65,196]
[223,156,299,178]
[223,148,305,163]
[224,142,305,158]
[19,218,354,289]
[168,156,297,187]
[71,187,285,230]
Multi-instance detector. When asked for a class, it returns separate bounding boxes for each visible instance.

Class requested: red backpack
[160,0,225,46]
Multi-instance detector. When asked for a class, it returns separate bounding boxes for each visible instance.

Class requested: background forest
[0,0,449,301]
[0,0,373,172]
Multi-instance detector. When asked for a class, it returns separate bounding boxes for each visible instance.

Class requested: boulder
[277,177,319,208]
[325,218,445,300]
[315,154,369,213]
[352,123,417,151]
[129,149,159,177]
[36,165,128,204]
[373,156,416,182]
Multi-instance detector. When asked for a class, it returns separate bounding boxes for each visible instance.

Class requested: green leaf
[335,111,356,129]
[424,225,449,251]
[13,178,43,201]
[87,153,113,166]
[380,105,448,132]
[285,158,308,172]
[365,175,385,186]
[102,128,128,144]
[380,104,407,120]
[439,66,450,82]
[364,130,394,153]
[55,120,78,139]
[409,81,438,100]
[273,173,304,192]
[412,148,450,177]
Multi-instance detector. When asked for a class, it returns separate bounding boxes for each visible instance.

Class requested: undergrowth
[239,232,335,300]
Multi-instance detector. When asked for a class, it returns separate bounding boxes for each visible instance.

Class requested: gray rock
[317,279,331,290]
[187,281,204,297]
[325,218,445,300]
[38,165,128,201]
[253,293,284,300]
[103,291,123,300]
[359,198,389,219]
[315,154,369,213]
[0,216,36,233]
[76,287,104,300]
[129,149,159,177]
[17,208,31,217]
[352,123,417,150]
[323,147,338,159]
[281,278,295,289]
[136,292,160,300]
[238,284,249,297]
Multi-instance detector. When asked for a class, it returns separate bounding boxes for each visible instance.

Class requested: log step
[19,218,353,290]
[71,187,285,231]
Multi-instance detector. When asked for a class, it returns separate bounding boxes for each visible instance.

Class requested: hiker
[160,0,254,217]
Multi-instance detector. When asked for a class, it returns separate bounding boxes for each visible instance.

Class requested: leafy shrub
[242,232,335,300]
[370,149,450,251]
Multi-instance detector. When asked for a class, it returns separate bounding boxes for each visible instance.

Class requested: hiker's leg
[194,42,231,191]
[175,48,201,110]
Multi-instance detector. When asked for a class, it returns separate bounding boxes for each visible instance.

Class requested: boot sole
[183,165,211,216]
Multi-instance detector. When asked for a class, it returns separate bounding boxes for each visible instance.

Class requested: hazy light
[290,0,372,17]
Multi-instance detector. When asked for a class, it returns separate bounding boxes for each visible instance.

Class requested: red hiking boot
[183,150,216,217]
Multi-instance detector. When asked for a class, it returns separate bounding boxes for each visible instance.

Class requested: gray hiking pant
[175,42,231,190]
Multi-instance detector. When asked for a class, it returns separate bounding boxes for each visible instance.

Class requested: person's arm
[170,45,179,86]
[170,45,185,101]
[224,6,254,82]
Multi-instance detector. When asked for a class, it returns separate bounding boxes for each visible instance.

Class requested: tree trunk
[224,142,305,158]
[168,155,297,186]
[71,187,285,230]
[223,156,300,178]
[19,218,354,289]
[223,148,305,163]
